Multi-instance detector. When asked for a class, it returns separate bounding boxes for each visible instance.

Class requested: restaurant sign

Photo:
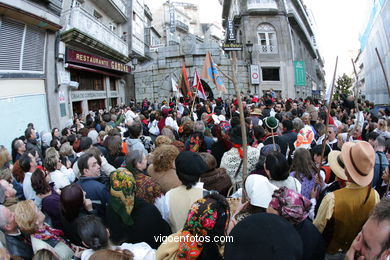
[66,49,131,73]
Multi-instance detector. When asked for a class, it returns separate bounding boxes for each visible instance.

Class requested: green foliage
[333,73,353,100]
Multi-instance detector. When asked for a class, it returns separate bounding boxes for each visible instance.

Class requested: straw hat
[327,151,347,181]
[341,141,375,187]
[250,108,262,116]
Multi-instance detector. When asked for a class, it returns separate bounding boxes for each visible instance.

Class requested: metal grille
[0,19,24,70]
[22,25,46,71]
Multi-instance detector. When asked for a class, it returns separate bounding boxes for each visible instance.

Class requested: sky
[303,0,372,85]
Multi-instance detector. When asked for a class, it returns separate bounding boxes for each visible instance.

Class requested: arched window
[257,23,277,53]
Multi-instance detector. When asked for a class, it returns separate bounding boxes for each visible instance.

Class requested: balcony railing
[176,20,189,32]
[63,7,128,57]
[257,44,278,54]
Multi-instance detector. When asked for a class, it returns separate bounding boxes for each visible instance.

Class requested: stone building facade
[134,36,250,101]
[222,0,325,98]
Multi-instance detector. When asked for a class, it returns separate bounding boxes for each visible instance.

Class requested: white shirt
[165,116,179,131]
[23,172,42,207]
[50,166,75,190]
[81,242,156,260]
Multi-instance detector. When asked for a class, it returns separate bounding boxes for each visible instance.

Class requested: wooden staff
[317,57,338,180]
[375,48,390,97]
[216,53,248,196]
[348,58,362,140]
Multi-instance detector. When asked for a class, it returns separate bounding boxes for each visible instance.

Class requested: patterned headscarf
[109,168,136,226]
[177,194,230,259]
[269,187,311,225]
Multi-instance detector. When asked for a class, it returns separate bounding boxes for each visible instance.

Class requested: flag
[178,64,192,97]
[201,52,227,93]
[193,71,207,100]
[171,76,178,92]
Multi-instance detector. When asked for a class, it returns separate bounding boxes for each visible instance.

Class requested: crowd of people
[0,92,389,260]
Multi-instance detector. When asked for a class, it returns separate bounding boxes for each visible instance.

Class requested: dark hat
[265,98,274,106]
[264,117,279,130]
[224,213,303,260]
[228,126,243,145]
[175,151,208,178]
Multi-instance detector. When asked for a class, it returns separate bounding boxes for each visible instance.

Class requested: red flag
[178,64,192,98]
[193,71,207,100]
[201,52,227,93]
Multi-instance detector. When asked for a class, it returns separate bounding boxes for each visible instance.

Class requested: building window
[109,77,117,91]
[0,18,46,72]
[262,67,280,81]
[257,23,277,54]
[70,70,104,91]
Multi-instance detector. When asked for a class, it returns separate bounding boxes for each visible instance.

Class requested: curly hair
[152,145,179,172]
[155,135,172,148]
[15,200,39,234]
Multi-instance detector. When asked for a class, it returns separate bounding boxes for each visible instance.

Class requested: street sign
[227,19,236,41]
[250,65,260,84]
[222,43,243,51]
[294,61,306,86]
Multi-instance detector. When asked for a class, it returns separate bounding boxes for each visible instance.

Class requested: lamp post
[246,41,254,93]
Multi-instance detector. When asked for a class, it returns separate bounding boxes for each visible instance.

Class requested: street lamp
[246,40,253,64]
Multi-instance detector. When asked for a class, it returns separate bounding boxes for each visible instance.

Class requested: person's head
[0,146,11,169]
[352,198,390,260]
[60,183,84,222]
[19,152,37,173]
[291,148,316,180]
[0,205,17,233]
[253,125,265,142]
[44,148,60,172]
[264,151,289,181]
[14,200,45,234]
[32,249,59,260]
[78,153,101,177]
[62,127,71,137]
[80,137,93,151]
[78,215,108,251]
[12,138,26,155]
[0,168,12,183]
[267,187,311,225]
[245,174,277,210]
[315,123,326,137]
[152,144,179,172]
[31,169,51,196]
[328,125,338,142]
[51,128,60,138]
[25,127,36,140]
[311,144,331,165]
[107,135,123,157]
[374,136,387,151]
[292,118,304,133]
[224,213,302,260]
[193,121,206,134]
[0,179,16,199]
[125,150,147,172]
[59,142,75,157]
[378,119,387,132]
[199,152,218,172]
[282,120,293,132]
[274,102,282,112]
[128,121,142,139]
[175,151,208,189]
[154,135,172,147]
[367,131,380,147]
[301,112,310,125]
[90,249,134,260]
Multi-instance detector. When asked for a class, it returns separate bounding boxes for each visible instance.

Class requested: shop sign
[66,49,131,73]
[222,43,243,51]
[250,65,260,85]
[227,19,236,41]
[71,91,107,101]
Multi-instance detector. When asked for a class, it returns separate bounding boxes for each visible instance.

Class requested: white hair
[0,205,9,231]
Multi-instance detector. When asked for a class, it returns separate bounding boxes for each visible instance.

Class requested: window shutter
[0,19,24,70]
[22,25,46,71]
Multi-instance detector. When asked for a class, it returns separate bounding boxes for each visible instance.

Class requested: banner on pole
[294,61,306,86]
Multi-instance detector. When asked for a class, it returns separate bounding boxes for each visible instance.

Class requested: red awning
[65,63,124,78]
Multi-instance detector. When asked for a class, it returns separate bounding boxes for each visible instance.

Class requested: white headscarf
[245,175,277,208]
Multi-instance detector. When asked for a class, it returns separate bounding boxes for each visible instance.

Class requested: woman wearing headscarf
[156,193,230,260]
[267,187,326,260]
[105,168,171,249]
[220,126,260,189]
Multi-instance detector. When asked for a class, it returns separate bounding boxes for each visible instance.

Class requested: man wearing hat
[263,117,287,155]
[250,108,262,127]
[314,141,380,259]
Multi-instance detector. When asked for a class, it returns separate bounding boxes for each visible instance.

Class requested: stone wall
[134,36,251,102]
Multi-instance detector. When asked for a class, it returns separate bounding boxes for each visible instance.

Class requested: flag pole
[317,56,338,185]
[375,48,390,97]
[348,58,362,140]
